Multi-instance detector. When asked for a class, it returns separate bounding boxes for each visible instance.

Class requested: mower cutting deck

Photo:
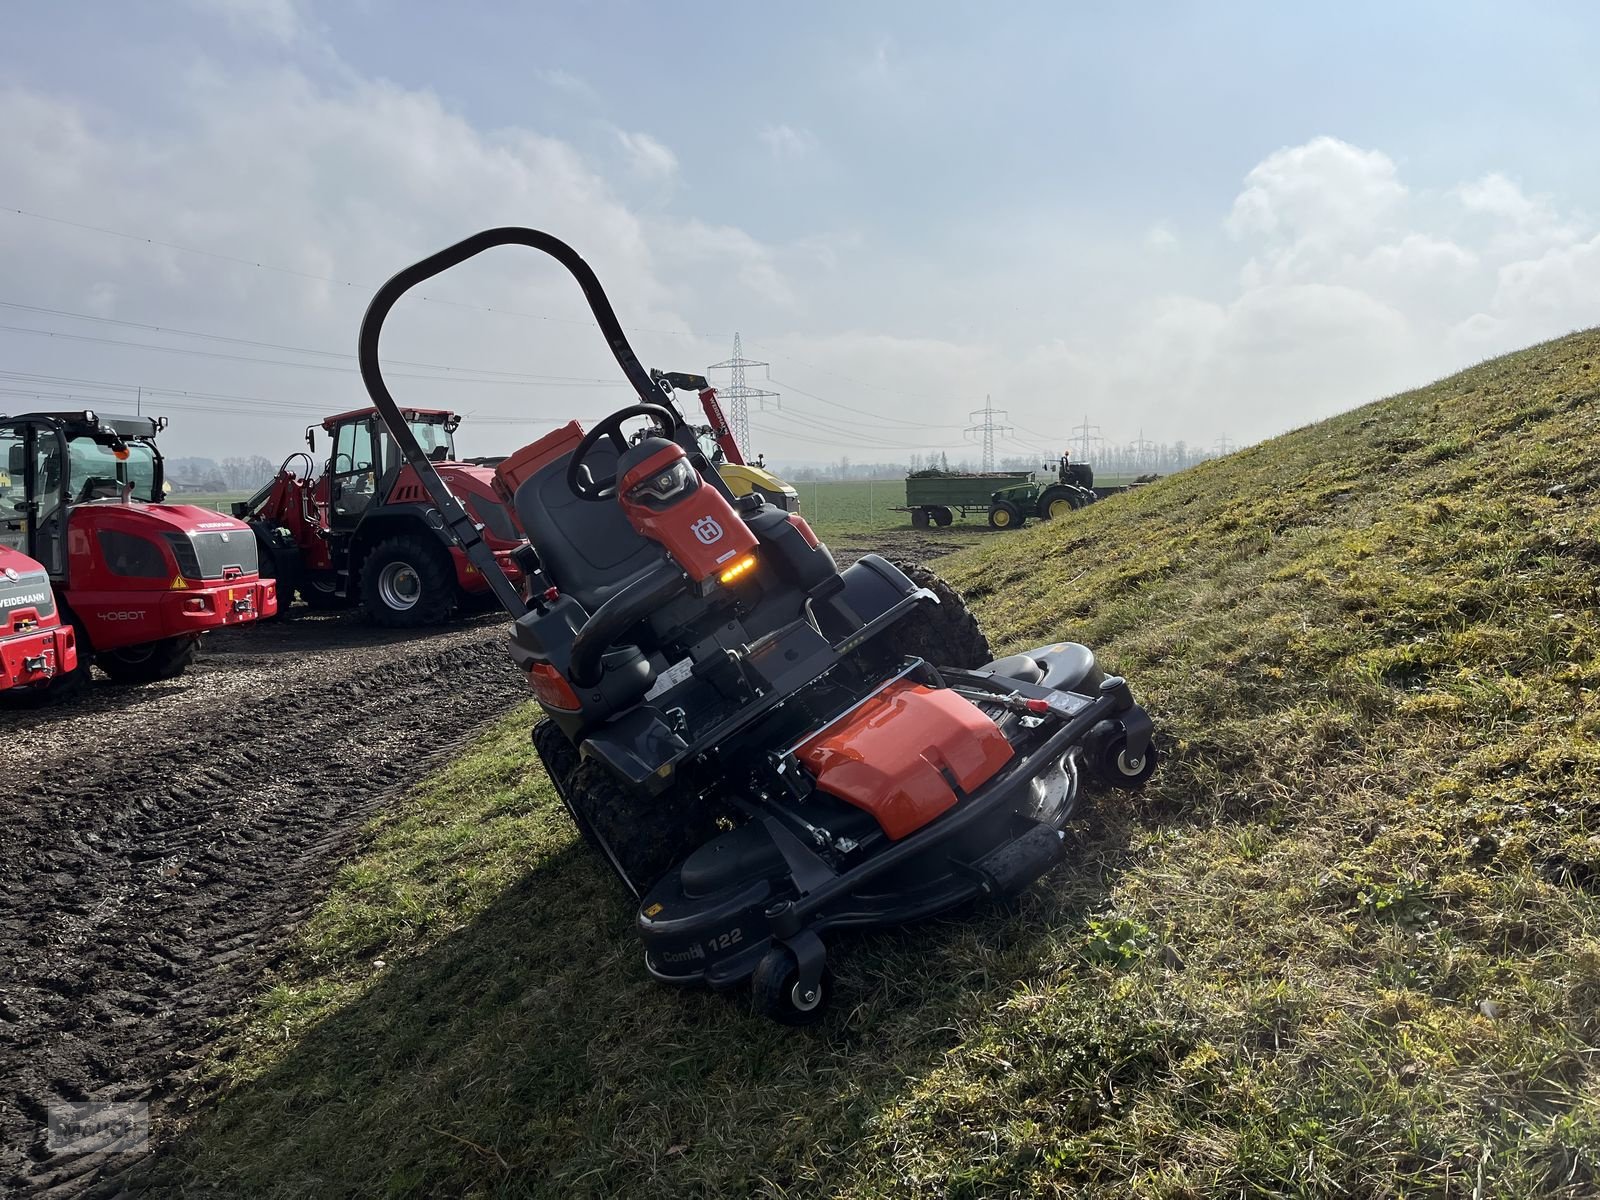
[357,227,1158,1023]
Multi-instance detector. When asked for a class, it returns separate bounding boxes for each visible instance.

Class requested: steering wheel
[566,403,679,501]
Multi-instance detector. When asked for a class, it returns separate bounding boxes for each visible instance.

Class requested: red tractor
[0,544,78,697]
[0,411,276,698]
[235,406,526,626]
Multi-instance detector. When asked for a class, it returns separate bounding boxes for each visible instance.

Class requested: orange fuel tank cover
[494,420,585,503]
[796,682,1014,840]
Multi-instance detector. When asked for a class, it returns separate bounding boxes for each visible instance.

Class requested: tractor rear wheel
[97,635,199,684]
[877,560,992,669]
[1037,486,1078,521]
[361,535,455,627]
[564,759,720,898]
[988,499,1024,530]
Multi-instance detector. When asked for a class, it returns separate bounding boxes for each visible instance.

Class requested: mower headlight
[627,457,698,506]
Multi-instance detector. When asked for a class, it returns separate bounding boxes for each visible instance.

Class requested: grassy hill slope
[158,333,1599,1197]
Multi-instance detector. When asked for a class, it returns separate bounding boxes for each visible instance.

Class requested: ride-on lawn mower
[358,229,1157,1023]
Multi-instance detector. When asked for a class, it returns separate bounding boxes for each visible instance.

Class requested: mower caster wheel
[751,945,832,1026]
[1095,737,1159,791]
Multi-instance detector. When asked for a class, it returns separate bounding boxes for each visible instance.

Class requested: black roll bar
[356,228,667,620]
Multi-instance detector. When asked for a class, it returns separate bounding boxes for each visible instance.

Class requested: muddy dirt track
[0,527,966,1196]
[0,609,525,1197]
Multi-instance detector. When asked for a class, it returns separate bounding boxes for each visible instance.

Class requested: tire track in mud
[0,613,526,1197]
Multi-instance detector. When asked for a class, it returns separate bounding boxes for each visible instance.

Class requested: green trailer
[898,462,1096,530]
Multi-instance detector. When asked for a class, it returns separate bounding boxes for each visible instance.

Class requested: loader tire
[299,577,349,610]
[97,635,199,684]
[24,615,93,704]
[361,535,455,627]
[879,560,992,669]
[565,760,720,899]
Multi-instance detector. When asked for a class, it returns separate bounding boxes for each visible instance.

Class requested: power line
[0,322,623,388]
[0,299,635,384]
[0,204,728,343]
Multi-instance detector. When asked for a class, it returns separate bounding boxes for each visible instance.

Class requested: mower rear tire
[988,499,1024,530]
[361,535,455,628]
[751,945,833,1026]
[565,760,720,898]
[533,719,602,851]
[96,635,198,684]
[879,560,992,669]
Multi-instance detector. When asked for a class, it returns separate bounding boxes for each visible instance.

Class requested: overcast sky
[3,1,1598,464]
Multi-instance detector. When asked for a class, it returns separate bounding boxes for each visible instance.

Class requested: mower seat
[981,643,1101,695]
[513,443,668,615]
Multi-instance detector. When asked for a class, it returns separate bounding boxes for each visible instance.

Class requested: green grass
[154,333,1600,1196]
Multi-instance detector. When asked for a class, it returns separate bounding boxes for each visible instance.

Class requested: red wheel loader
[234,406,526,626]
[0,411,276,699]
[0,544,78,697]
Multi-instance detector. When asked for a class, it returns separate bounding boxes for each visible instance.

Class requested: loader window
[330,420,377,516]
[404,419,455,462]
[0,429,23,553]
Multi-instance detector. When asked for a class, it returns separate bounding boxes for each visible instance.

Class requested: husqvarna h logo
[691,516,724,545]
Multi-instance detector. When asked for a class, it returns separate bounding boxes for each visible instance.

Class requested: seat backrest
[513,442,665,613]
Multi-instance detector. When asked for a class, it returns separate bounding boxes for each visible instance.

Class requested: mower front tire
[878,560,992,669]
[96,635,199,684]
[361,535,455,628]
[751,945,832,1026]
[1093,736,1159,791]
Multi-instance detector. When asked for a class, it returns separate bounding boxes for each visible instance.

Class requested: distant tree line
[775,440,1222,482]
[165,455,277,492]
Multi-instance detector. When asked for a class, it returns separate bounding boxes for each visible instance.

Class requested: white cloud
[613,129,678,181]
[759,124,818,161]
[1144,222,1178,252]
[184,0,304,43]
[1227,137,1406,245]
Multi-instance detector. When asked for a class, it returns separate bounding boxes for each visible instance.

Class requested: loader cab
[320,406,460,529]
[0,412,165,577]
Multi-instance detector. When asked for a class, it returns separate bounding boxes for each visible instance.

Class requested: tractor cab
[318,406,460,525]
[0,411,168,573]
